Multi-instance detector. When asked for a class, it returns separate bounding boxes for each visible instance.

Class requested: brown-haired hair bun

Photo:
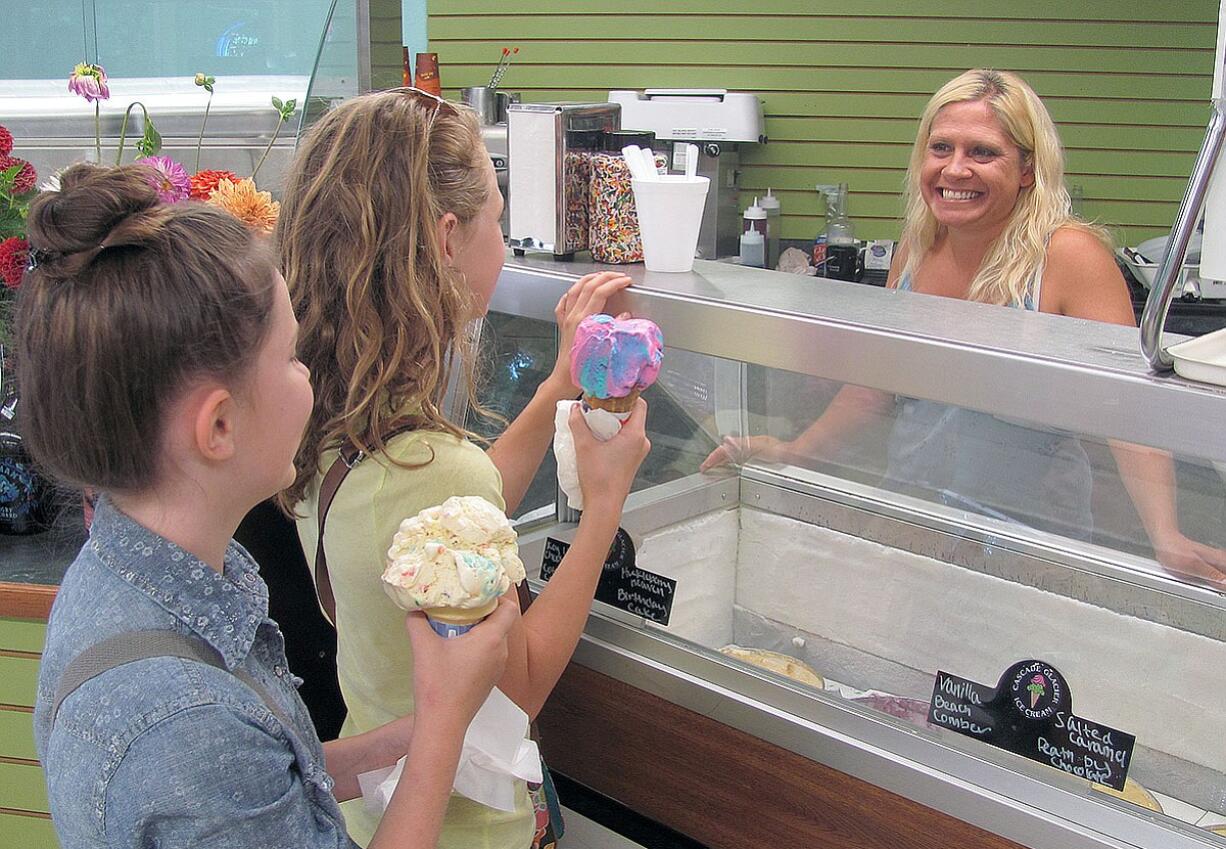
[16,163,279,493]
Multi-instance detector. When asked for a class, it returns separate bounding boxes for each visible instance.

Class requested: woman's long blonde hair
[277,89,492,510]
[898,69,1110,306]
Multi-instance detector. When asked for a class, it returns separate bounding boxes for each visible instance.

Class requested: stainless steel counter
[494,254,1226,463]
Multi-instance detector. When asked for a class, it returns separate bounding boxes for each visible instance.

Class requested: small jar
[588,130,658,264]
[563,129,604,254]
[589,153,642,263]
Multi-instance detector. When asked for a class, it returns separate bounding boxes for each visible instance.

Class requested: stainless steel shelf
[494,255,1226,463]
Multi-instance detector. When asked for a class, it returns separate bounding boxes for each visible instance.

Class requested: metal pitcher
[460,86,518,125]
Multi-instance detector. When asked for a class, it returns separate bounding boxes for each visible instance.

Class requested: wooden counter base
[537,662,1025,849]
[0,583,55,621]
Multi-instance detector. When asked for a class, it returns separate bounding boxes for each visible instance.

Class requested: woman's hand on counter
[547,271,633,394]
[700,434,792,472]
[1150,530,1226,587]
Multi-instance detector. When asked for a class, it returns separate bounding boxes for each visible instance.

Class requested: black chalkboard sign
[540,528,676,625]
[929,660,1135,791]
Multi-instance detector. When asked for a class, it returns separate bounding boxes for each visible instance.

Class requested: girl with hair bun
[25,162,515,849]
[278,88,650,848]
[704,69,1226,585]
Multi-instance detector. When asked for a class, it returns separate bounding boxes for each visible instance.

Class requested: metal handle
[1140,101,1226,371]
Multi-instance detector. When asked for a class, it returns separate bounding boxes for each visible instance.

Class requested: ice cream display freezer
[477,254,1226,849]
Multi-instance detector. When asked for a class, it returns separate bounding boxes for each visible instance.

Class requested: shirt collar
[88,495,269,669]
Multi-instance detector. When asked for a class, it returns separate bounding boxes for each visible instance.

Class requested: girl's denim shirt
[32,496,356,848]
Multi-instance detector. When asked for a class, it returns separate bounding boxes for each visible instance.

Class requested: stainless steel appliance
[608,89,766,259]
[507,102,621,258]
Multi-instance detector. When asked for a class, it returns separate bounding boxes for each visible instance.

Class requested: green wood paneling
[0,709,37,762]
[0,619,47,655]
[0,761,49,813]
[431,16,1210,50]
[431,2,1215,242]
[435,0,1209,21]
[0,655,41,709]
[437,41,1207,78]
[0,812,56,849]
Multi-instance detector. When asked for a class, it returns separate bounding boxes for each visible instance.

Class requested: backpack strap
[314,423,420,623]
[51,630,295,732]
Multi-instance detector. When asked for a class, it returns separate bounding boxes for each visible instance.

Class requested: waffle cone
[424,598,498,625]
[584,389,640,413]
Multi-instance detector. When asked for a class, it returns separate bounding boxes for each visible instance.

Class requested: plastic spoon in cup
[621,145,651,181]
[684,144,699,180]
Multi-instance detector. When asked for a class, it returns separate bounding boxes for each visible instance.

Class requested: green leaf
[0,165,19,193]
[137,120,162,157]
[271,96,283,111]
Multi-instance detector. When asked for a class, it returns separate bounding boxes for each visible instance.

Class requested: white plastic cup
[631,176,710,272]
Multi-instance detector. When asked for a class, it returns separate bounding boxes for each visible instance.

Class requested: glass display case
[484,255,1226,849]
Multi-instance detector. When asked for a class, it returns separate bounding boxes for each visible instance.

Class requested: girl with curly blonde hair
[277,88,649,848]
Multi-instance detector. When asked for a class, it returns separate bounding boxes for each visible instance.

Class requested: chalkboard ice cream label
[928,660,1135,791]
[540,528,676,625]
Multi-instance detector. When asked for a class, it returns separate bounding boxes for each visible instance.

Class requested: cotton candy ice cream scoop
[569,314,663,412]
[553,314,663,510]
[381,495,525,637]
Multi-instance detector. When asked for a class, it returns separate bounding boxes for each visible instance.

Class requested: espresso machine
[607,89,766,259]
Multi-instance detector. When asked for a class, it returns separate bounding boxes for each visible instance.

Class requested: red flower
[190,169,240,201]
[0,237,29,288]
[0,125,12,157]
[0,155,36,195]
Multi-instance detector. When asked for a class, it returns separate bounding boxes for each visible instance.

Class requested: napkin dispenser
[507,102,620,258]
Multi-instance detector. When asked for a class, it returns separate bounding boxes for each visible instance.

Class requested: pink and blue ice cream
[569,314,664,404]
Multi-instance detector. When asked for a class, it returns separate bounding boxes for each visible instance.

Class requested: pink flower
[136,155,190,203]
[69,63,110,102]
[0,125,12,157]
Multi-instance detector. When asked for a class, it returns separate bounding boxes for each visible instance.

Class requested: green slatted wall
[0,617,57,848]
[429,1,1216,245]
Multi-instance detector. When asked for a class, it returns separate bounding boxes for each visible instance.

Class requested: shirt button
[274,665,285,677]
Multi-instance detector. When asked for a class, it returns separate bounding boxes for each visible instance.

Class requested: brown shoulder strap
[314,425,418,623]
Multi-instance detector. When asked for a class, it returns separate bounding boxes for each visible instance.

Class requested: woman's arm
[700,245,909,473]
[497,401,651,718]
[486,271,632,514]
[324,717,412,803]
[1043,227,1226,583]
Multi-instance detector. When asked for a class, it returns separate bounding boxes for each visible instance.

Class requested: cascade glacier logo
[215,22,260,58]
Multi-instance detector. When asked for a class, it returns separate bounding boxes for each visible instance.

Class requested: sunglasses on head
[398,86,455,112]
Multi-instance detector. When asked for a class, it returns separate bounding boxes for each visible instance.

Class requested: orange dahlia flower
[206,178,280,234]
[190,169,239,201]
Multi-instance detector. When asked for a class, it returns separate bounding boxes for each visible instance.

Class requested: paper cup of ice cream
[381,496,525,638]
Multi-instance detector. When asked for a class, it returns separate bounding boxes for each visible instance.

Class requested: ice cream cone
[423,598,499,638]
[425,598,499,625]
[583,388,640,413]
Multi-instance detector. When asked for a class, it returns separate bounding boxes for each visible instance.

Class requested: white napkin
[553,399,629,510]
[359,688,541,814]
